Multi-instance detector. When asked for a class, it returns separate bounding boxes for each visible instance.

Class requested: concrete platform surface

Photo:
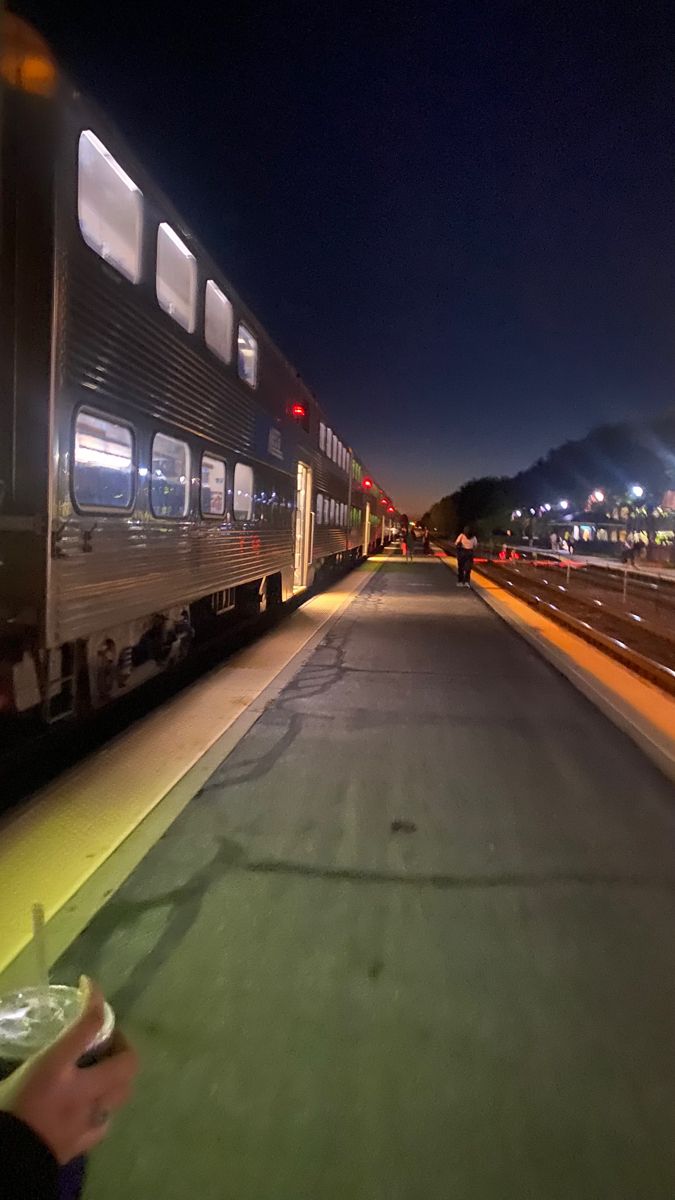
[56,555,675,1200]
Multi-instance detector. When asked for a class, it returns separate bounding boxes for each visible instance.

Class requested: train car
[0,16,397,721]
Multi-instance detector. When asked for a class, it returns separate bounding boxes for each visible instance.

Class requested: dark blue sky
[16,0,675,511]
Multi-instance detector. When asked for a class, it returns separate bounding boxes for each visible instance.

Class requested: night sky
[14,0,675,512]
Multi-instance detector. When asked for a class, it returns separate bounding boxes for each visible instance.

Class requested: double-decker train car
[0,17,397,721]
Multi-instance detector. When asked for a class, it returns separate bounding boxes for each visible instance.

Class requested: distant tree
[422,409,675,532]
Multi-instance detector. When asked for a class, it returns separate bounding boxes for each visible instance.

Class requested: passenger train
[0,16,397,721]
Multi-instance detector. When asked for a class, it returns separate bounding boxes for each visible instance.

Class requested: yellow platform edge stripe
[436,548,675,774]
[0,557,387,973]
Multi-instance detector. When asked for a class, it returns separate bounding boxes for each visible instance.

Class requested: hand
[0,977,138,1164]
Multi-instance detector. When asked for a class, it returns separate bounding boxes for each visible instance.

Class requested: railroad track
[439,543,675,697]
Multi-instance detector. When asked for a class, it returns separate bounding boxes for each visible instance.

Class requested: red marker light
[381,498,387,506]
[291,403,306,420]
[387,505,394,513]
[363,477,373,490]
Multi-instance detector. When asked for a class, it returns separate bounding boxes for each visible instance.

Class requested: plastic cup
[0,984,115,1199]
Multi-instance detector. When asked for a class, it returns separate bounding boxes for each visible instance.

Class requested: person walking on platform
[455,526,477,585]
[405,526,415,562]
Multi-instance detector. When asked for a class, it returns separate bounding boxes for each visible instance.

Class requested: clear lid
[0,985,114,1062]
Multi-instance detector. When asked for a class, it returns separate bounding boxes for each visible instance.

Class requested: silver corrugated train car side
[0,17,397,721]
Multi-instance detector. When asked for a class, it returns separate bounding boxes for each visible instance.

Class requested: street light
[630,484,644,499]
[559,499,569,510]
[543,503,551,512]
[592,489,604,503]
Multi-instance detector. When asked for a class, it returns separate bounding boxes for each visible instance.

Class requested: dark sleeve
[0,1111,59,1199]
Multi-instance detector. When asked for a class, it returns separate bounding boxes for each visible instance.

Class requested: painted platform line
[0,557,387,983]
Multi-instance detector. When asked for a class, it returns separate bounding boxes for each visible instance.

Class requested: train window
[319,422,326,452]
[77,131,142,284]
[233,462,254,521]
[201,453,226,516]
[237,325,258,387]
[156,223,197,333]
[329,498,335,524]
[316,494,323,524]
[73,410,134,509]
[150,432,190,518]
[204,280,232,363]
[326,428,332,459]
[333,439,339,464]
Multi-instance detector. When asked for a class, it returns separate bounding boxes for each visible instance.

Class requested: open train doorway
[362,501,371,557]
[293,461,312,591]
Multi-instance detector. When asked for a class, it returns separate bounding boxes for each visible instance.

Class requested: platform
[26,554,675,1196]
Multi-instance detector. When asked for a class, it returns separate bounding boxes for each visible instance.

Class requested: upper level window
[237,324,258,387]
[233,462,254,521]
[326,428,332,460]
[78,130,142,283]
[201,453,226,516]
[329,498,336,524]
[319,422,326,453]
[204,280,232,363]
[151,431,190,518]
[156,223,196,333]
[73,410,134,509]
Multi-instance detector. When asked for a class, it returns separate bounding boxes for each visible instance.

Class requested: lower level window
[316,493,324,524]
[73,410,134,509]
[151,432,190,518]
[233,462,254,521]
[201,453,226,516]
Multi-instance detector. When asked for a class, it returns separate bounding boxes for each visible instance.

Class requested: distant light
[559,499,569,509]
[544,503,551,512]
[593,489,604,503]
[363,478,373,490]
[387,505,394,513]
[630,485,644,499]
[291,403,306,420]
[138,466,148,478]
[513,509,522,518]
[529,508,536,515]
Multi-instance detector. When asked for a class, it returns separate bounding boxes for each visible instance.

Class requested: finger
[73,1118,112,1158]
[102,1079,134,1112]
[86,1044,138,1092]
[48,976,107,1069]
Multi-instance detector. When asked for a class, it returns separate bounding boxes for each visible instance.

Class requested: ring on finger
[90,1103,110,1128]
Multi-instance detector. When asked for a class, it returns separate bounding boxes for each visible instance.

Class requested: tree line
[420,411,675,538]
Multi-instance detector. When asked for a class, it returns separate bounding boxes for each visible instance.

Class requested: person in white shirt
[455,527,478,585]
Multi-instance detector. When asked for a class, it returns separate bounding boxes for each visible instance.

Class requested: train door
[362,501,371,556]
[293,461,312,590]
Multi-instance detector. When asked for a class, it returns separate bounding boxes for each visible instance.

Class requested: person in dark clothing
[422,527,431,555]
[404,526,415,562]
[455,526,478,585]
[0,978,137,1199]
